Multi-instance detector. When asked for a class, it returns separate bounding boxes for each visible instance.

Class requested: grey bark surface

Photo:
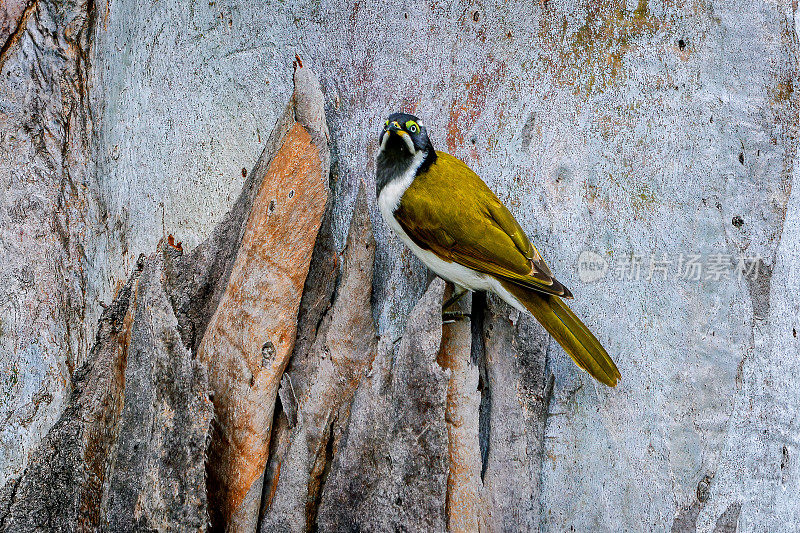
[316,279,450,533]
[0,0,799,531]
[0,0,92,493]
[104,251,212,532]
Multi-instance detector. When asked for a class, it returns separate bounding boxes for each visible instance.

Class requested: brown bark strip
[77,261,138,527]
[199,120,328,529]
[437,288,481,533]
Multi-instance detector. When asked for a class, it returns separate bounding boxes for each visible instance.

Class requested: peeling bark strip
[0,249,213,531]
[105,250,212,531]
[479,295,551,532]
[200,67,330,529]
[437,290,481,533]
[317,279,450,533]
[260,187,377,532]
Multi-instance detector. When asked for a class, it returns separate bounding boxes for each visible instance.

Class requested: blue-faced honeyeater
[376,112,620,387]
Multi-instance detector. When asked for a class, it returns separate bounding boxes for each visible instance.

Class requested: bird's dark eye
[407,121,419,133]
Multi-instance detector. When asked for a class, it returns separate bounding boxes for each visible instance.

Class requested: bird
[375,112,620,387]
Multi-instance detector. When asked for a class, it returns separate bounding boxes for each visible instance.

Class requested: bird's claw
[442,311,471,323]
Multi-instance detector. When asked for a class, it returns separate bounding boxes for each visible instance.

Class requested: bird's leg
[442,285,468,311]
[442,285,470,322]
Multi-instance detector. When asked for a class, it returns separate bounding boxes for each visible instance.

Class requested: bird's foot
[442,311,471,323]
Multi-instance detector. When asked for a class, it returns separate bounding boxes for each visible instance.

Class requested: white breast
[377,152,526,314]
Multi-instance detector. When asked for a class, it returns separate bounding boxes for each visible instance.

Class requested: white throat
[377,150,425,217]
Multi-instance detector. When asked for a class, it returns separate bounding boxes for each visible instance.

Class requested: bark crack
[470,291,490,481]
[256,394,287,533]
[0,0,37,70]
[0,476,22,531]
[306,415,336,532]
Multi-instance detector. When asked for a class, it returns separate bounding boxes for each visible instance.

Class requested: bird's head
[378,113,433,156]
[376,112,436,196]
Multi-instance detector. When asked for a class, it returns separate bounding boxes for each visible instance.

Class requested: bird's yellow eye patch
[406,120,419,133]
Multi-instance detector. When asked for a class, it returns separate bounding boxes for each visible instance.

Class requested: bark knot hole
[696,472,714,503]
[262,341,276,367]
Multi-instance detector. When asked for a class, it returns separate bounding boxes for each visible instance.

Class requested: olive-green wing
[395,151,573,298]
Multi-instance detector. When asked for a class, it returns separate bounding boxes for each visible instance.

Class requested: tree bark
[1,0,799,532]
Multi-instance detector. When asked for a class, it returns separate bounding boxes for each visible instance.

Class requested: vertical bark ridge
[199,61,331,531]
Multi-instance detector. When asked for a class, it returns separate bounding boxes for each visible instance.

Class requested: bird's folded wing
[395,155,573,298]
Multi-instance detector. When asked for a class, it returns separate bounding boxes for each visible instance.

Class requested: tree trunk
[1,0,798,531]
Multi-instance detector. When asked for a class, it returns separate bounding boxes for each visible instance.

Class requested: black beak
[379,121,407,150]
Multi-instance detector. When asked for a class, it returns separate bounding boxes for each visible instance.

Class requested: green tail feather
[500,281,620,387]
